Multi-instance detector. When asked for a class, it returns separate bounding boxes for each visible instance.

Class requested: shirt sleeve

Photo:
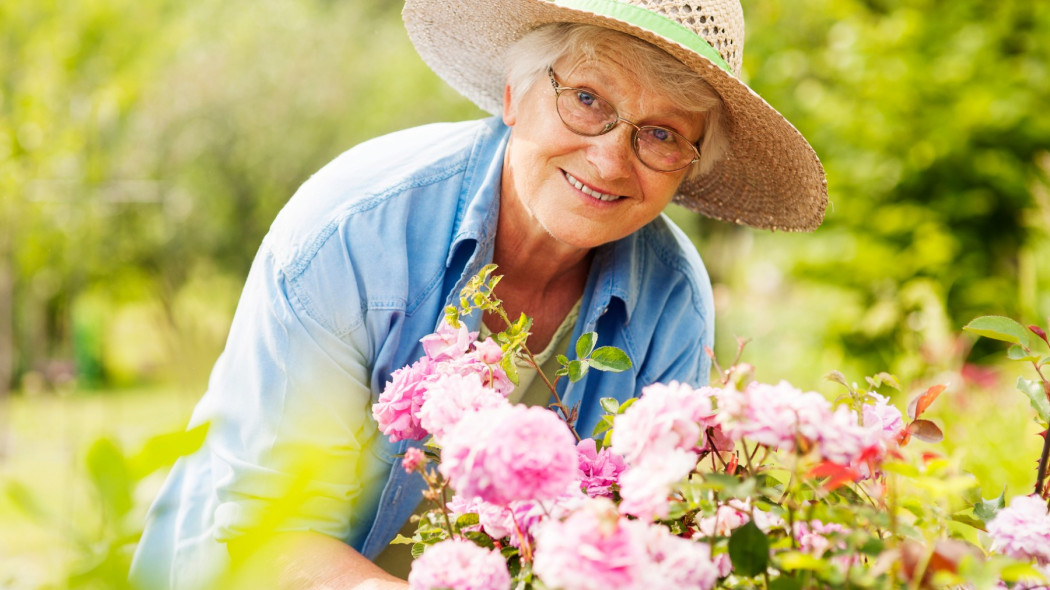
[197,238,390,545]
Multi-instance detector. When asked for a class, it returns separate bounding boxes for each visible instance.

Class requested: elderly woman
[131,0,826,588]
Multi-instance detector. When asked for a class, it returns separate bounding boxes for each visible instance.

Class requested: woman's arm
[228,531,408,590]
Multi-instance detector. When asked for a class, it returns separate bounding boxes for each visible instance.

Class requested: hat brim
[403,0,828,231]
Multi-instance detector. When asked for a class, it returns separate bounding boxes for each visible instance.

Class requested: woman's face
[501,57,704,251]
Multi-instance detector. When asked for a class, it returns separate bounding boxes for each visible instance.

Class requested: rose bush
[371,268,1050,590]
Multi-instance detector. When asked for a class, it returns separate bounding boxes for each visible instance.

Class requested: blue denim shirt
[131,117,714,589]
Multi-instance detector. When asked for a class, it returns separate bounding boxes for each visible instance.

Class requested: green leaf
[769,575,803,590]
[973,488,1006,523]
[591,415,614,437]
[389,534,416,545]
[128,423,209,480]
[456,513,480,528]
[964,316,1031,348]
[858,536,885,556]
[575,332,596,359]
[825,370,852,391]
[728,521,770,577]
[411,543,427,559]
[1017,376,1050,423]
[86,437,133,519]
[4,480,54,525]
[567,360,588,382]
[464,530,496,548]
[865,372,902,391]
[1007,345,1040,362]
[617,397,637,414]
[503,355,519,386]
[950,513,986,530]
[599,397,620,414]
[701,473,757,498]
[587,346,632,372]
[776,551,825,571]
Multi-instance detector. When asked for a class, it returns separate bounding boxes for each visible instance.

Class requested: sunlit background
[1,0,1049,587]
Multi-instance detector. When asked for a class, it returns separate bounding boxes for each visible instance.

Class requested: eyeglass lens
[555,87,697,172]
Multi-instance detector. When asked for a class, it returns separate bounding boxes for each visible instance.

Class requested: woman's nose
[585,124,634,180]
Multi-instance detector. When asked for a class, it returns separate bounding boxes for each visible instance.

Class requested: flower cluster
[375,310,1050,590]
[716,381,898,474]
[988,495,1050,566]
[372,320,513,443]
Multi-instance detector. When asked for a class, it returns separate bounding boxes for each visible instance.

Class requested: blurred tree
[1,0,480,394]
[703,0,1050,382]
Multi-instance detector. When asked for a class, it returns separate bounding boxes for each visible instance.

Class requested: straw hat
[403,0,828,232]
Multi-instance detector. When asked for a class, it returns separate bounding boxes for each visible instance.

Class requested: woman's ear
[502,82,517,127]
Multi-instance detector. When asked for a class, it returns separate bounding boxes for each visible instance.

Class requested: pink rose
[575,438,626,498]
[371,357,437,442]
[532,499,644,590]
[440,405,579,506]
[408,539,510,590]
[420,320,476,361]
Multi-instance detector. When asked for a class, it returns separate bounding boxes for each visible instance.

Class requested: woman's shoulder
[264,118,505,268]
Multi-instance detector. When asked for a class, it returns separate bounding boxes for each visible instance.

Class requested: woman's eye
[646,127,674,143]
[575,91,597,108]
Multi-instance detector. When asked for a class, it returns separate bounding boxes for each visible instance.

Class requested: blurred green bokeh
[1,0,1049,586]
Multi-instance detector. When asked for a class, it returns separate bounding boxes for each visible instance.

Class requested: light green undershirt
[372,300,581,578]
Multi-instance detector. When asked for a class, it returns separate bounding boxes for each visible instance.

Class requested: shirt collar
[447,117,509,267]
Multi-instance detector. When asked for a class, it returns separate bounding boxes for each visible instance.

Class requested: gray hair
[504,23,729,177]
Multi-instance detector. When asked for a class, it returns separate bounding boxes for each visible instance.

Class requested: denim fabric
[130,116,715,589]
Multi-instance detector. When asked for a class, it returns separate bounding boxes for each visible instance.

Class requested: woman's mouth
[563,171,622,202]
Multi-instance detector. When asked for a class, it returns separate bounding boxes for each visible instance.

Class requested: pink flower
[402,447,426,473]
[473,337,503,364]
[716,381,831,451]
[618,450,697,521]
[407,539,510,590]
[795,520,848,556]
[988,495,1050,565]
[440,405,579,506]
[694,498,782,537]
[418,372,508,442]
[575,438,626,498]
[611,382,716,466]
[421,320,476,361]
[372,357,437,442]
[862,393,905,438]
[634,521,721,589]
[437,355,514,398]
[446,493,537,543]
[532,498,645,590]
[816,405,883,468]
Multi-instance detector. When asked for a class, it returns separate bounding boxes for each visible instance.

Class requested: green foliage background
[1,0,1049,587]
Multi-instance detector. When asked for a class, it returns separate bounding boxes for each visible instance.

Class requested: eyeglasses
[547,67,701,173]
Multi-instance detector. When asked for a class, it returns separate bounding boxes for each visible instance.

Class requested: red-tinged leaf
[908,384,946,420]
[1030,325,1049,346]
[921,451,942,463]
[908,419,944,443]
[808,461,859,491]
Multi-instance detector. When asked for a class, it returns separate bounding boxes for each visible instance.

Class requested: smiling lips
[563,171,622,202]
